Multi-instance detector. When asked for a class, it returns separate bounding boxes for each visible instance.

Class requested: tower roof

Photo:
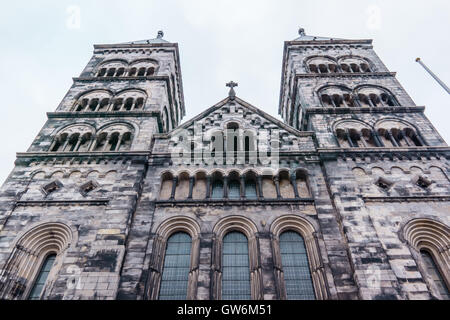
[293,28,343,41]
[118,30,169,45]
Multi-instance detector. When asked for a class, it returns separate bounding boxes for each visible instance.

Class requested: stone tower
[0,32,184,300]
[279,28,450,299]
[0,29,448,301]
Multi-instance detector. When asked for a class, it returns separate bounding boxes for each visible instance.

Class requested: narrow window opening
[28,254,56,300]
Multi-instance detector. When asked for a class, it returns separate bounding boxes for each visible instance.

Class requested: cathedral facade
[0,29,448,300]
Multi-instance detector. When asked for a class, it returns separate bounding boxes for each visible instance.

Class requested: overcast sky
[0,0,449,185]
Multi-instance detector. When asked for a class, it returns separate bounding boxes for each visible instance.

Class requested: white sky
[0,0,449,185]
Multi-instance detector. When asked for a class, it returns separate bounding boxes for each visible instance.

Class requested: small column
[223,176,228,199]
[88,135,96,151]
[342,96,349,108]
[170,177,178,200]
[354,95,362,107]
[290,173,300,199]
[415,133,426,146]
[400,129,411,146]
[73,137,82,152]
[387,130,399,147]
[274,176,281,199]
[205,175,211,199]
[62,137,70,152]
[378,95,386,107]
[115,133,124,151]
[360,134,368,148]
[240,176,246,199]
[373,130,384,147]
[103,134,111,151]
[188,176,195,199]
[257,176,263,199]
[331,97,337,108]
[345,129,354,148]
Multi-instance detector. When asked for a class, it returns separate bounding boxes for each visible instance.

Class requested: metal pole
[416,58,450,94]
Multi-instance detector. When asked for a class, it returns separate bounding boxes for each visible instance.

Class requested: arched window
[159,232,192,300]
[222,232,251,300]
[245,180,257,199]
[420,250,450,300]
[226,122,240,164]
[279,231,315,300]
[228,180,240,199]
[28,254,57,300]
[211,179,224,199]
[356,86,398,107]
[319,86,353,108]
[403,218,450,300]
[0,222,73,300]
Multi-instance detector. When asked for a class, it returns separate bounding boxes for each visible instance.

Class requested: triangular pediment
[172,96,307,138]
[160,96,314,154]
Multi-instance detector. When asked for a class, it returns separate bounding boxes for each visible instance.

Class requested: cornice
[47,111,160,119]
[318,146,450,160]
[295,72,396,79]
[305,106,425,115]
[16,199,110,206]
[362,196,450,203]
[94,42,179,49]
[73,75,169,82]
[285,39,373,46]
[16,151,150,160]
[155,198,315,207]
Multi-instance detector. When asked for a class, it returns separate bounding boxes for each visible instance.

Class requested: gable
[152,96,315,156]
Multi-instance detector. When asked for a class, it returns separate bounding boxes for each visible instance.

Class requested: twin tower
[0,29,448,300]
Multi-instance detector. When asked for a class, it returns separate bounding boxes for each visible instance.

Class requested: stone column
[274,176,281,199]
[205,175,211,199]
[345,129,354,148]
[290,173,300,199]
[169,177,178,200]
[373,130,384,147]
[188,176,195,199]
[387,130,399,147]
[257,176,263,199]
[240,176,245,199]
[223,176,228,199]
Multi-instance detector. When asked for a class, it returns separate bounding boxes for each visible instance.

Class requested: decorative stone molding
[401,218,450,299]
[0,222,74,300]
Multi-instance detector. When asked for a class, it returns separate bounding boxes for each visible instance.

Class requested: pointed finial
[226,81,238,100]
[157,30,164,39]
[298,27,306,37]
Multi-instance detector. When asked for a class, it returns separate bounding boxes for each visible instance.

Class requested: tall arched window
[279,231,315,300]
[222,232,251,300]
[28,254,56,300]
[159,232,192,300]
[420,250,449,299]
[0,223,73,300]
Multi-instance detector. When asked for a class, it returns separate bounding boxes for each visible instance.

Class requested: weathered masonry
[0,29,448,300]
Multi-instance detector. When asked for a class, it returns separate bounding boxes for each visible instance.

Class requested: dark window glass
[421,250,449,300]
[245,180,257,199]
[211,180,223,199]
[159,232,192,300]
[28,254,56,300]
[280,231,315,300]
[222,232,251,300]
[228,180,240,199]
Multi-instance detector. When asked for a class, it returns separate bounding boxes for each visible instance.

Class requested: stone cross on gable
[226,81,238,100]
